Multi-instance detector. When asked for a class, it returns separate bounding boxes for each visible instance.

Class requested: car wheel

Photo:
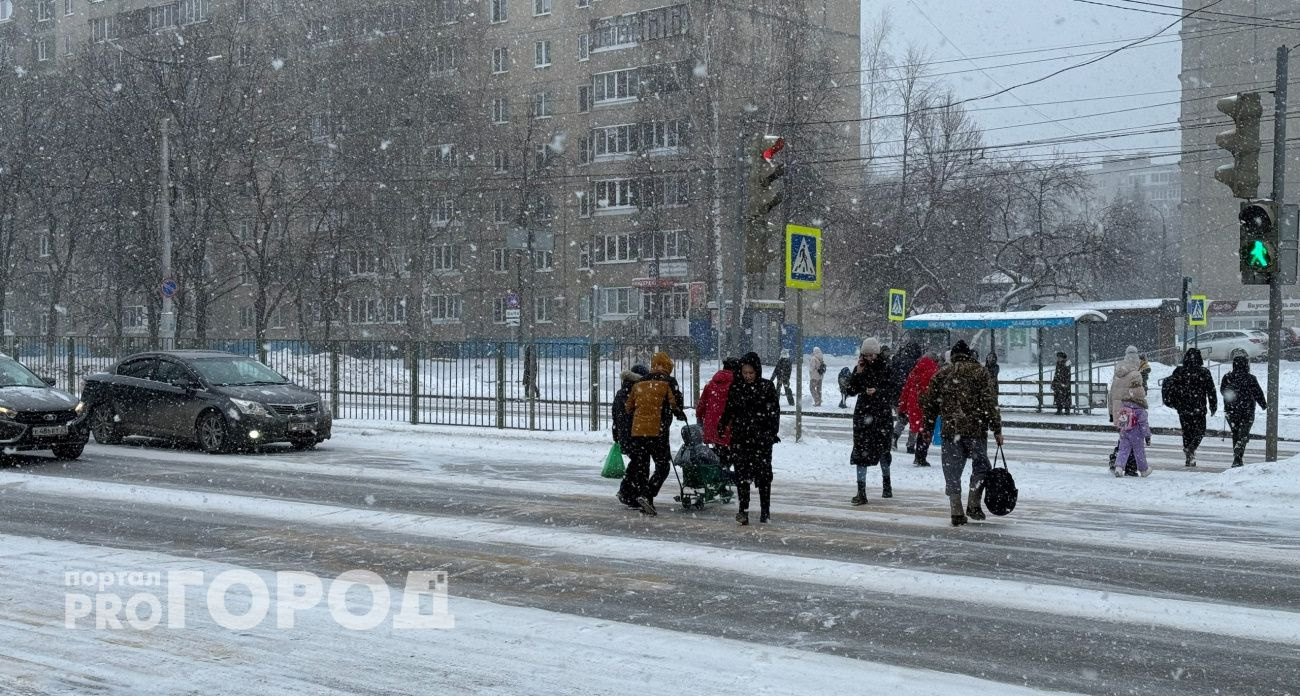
[52,444,85,460]
[91,405,123,445]
[195,411,232,454]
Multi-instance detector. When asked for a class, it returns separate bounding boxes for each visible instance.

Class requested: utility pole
[159,116,175,347]
[1266,45,1288,462]
[729,128,748,358]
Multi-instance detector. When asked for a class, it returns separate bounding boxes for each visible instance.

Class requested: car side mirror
[41,376,57,387]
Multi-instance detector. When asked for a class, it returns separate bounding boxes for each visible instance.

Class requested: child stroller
[672,424,734,510]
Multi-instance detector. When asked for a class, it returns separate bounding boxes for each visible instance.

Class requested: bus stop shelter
[902,310,1108,413]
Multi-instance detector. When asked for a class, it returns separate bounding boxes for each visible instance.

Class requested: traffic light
[1214,92,1262,200]
[1239,200,1279,284]
[745,135,785,273]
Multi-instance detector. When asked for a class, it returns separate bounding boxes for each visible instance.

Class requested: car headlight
[229,398,270,417]
[74,401,86,414]
[0,406,13,420]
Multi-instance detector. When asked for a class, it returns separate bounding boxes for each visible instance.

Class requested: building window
[0,1,11,22]
[64,35,73,55]
[124,305,147,331]
[64,0,72,15]
[533,250,553,271]
[493,150,510,173]
[178,0,209,25]
[577,33,589,61]
[592,68,635,104]
[238,0,249,21]
[594,179,636,212]
[644,229,688,259]
[348,297,406,325]
[492,248,510,273]
[577,85,591,113]
[491,97,510,124]
[532,91,552,119]
[34,38,49,62]
[494,197,512,223]
[432,198,454,225]
[533,0,551,16]
[492,297,507,324]
[592,13,637,50]
[534,142,551,169]
[490,0,507,23]
[578,137,592,165]
[433,144,457,168]
[429,244,458,271]
[428,295,462,322]
[38,230,52,256]
[642,119,685,150]
[491,46,509,73]
[534,295,553,323]
[431,44,456,72]
[595,232,638,263]
[599,287,636,317]
[534,39,551,68]
[578,242,591,269]
[90,16,117,43]
[36,0,53,21]
[641,175,689,208]
[577,190,593,217]
[149,4,178,30]
[593,123,637,159]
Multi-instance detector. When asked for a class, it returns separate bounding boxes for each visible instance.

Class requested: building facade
[0,0,860,344]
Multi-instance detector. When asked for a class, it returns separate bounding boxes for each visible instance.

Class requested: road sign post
[785,225,822,443]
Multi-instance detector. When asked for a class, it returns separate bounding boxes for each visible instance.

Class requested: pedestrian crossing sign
[888,289,907,322]
[1188,294,1208,327]
[785,225,822,290]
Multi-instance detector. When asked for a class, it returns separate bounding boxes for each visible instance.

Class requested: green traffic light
[1247,239,1272,269]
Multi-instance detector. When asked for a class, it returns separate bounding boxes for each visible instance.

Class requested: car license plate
[288,422,314,433]
[32,426,68,437]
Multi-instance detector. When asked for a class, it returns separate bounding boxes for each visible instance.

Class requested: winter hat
[950,340,973,359]
[780,349,790,359]
[860,337,882,356]
[723,357,741,372]
[1125,345,1139,359]
[740,351,763,372]
[631,364,650,378]
[651,351,674,375]
[812,347,823,358]
[620,369,644,384]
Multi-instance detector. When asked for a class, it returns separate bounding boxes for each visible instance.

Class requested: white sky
[868,0,1183,163]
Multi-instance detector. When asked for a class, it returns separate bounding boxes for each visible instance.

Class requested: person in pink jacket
[696,358,739,464]
[898,351,941,467]
[1110,362,1152,477]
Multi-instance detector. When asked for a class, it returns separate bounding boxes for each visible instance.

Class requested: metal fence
[3,336,701,433]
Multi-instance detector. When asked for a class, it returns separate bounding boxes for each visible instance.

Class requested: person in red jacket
[898,350,941,467]
[696,358,740,466]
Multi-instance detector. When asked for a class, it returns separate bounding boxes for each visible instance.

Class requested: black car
[0,354,90,460]
[80,350,332,453]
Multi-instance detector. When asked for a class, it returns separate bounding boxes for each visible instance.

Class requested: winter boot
[637,497,657,516]
[906,444,916,455]
[914,456,931,467]
[759,511,770,523]
[1184,448,1196,467]
[736,511,749,526]
[882,474,893,499]
[966,485,986,521]
[949,494,967,526]
[851,482,868,506]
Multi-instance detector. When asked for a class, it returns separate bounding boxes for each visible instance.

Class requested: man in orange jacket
[623,351,687,515]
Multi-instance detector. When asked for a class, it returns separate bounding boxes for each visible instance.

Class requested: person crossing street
[922,341,1004,526]
[623,352,688,515]
[1162,348,1217,468]
[1220,349,1267,468]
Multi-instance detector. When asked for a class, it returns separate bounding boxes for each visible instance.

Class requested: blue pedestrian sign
[785,225,822,290]
[160,278,179,299]
[1188,294,1208,327]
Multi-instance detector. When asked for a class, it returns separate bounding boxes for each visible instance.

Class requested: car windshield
[0,357,50,388]
[190,357,288,386]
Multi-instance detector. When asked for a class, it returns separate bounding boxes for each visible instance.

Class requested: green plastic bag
[601,443,626,479]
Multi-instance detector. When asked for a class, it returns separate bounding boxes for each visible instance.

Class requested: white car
[1181,329,1268,362]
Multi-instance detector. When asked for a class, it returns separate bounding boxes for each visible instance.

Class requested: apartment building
[0,0,860,343]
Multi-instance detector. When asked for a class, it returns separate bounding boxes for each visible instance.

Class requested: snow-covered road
[1,424,1298,695]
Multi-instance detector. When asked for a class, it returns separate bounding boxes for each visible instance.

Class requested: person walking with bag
[1162,347,1217,467]
[808,347,827,407]
[613,365,648,507]
[719,352,781,525]
[1110,360,1152,477]
[922,340,1004,526]
[845,338,894,504]
[1220,349,1267,467]
[624,352,688,515]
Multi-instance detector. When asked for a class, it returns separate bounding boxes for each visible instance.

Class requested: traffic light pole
[1266,46,1289,462]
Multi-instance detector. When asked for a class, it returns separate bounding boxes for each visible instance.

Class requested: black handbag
[983,446,1018,516]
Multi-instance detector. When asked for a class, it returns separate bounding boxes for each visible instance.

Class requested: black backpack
[983,447,1018,516]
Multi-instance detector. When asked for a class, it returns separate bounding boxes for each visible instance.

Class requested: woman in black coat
[844,338,894,504]
[1220,351,1267,467]
[719,352,781,525]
